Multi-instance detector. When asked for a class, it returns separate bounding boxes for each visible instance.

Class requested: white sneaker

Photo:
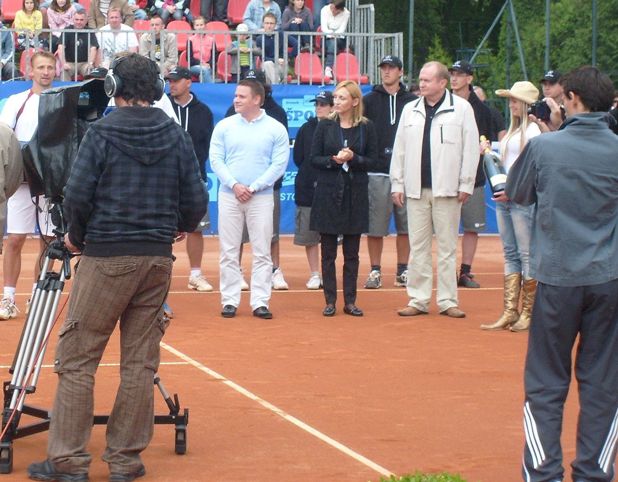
[188,274,214,292]
[272,267,289,290]
[306,274,322,290]
[324,66,333,79]
[0,298,19,320]
[394,269,408,287]
[364,269,382,289]
[240,270,250,291]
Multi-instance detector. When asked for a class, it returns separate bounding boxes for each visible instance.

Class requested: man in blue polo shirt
[210,78,289,319]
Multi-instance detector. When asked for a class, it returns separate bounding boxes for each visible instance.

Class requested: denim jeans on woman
[495,200,534,278]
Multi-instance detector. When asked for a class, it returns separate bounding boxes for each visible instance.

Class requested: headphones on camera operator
[103,54,165,101]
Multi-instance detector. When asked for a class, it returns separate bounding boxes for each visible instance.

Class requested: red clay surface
[0,236,594,482]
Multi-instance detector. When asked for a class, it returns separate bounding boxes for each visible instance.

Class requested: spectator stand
[284,30,401,86]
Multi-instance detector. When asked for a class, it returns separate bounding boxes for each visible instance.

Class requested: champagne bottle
[481,135,507,193]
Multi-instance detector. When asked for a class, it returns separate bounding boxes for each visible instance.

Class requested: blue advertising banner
[1,81,498,234]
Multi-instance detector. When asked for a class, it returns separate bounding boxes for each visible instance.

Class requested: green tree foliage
[361,0,617,99]
[426,35,452,68]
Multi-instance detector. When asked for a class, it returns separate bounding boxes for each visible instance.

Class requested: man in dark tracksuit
[28,53,207,482]
[506,66,618,482]
[449,60,498,289]
[167,65,215,293]
[293,90,333,289]
[361,55,417,289]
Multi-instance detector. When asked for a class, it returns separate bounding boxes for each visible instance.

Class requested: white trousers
[218,191,273,310]
[405,188,461,312]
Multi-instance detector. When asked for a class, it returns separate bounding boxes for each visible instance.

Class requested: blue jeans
[313,0,327,26]
[325,37,346,68]
[189,64,213,83]
[495,201,534,278]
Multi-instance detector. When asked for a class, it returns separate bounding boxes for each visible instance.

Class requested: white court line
[0,361,190,370]
[160,341,395,478]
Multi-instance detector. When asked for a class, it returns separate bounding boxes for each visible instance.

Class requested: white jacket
[390,91,479,198]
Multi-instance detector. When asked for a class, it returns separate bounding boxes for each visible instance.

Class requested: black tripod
[1,202,188,475]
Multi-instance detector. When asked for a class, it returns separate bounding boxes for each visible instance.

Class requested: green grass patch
[379,473,467,482]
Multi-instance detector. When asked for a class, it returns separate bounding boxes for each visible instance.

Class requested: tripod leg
[153,374,188,455]
[0,440,12,474]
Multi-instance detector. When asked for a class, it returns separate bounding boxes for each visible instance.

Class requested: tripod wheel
[0,442,13,474]
[174,425,187,455]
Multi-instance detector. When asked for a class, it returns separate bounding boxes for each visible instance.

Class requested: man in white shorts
[362,56,417,289]
[0,51,57,319]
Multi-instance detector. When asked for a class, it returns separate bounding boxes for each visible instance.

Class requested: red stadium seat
[226,0,250,25]
[132,19,151,37]
[19,48,38,80]
[215,50,232,82]
[205,21,231,53]
[294,51,326,84]
[178,49,188,67]
[166,20,192,52]
[1,0,22,22]
[190,0,200,19]
[333,52,369,84]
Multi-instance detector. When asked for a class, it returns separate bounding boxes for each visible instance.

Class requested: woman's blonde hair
[501,98,532,159]
[330,80,366,127]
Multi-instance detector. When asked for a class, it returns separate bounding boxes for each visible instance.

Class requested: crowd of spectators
[0,0,351,82]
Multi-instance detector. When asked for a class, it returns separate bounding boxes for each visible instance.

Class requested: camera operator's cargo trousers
[46,254,173,476]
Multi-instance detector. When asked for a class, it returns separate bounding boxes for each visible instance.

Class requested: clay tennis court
[1,236,588,481]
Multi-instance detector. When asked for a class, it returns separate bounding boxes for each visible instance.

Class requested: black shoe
[28,460,89,482]
[458,273,480,288]
[221,305,237,318]
[109,466,145,482]
[343,304,363,317]
[253,306,272,319]
[322,304,336,317]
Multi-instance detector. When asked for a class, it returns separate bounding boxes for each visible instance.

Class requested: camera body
[528,100,551,122]
[22,79,108,200]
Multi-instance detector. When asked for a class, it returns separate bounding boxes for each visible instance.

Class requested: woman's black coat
[309,118,378,235]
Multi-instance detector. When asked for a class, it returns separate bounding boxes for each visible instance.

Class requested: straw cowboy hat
[495,81,540,105]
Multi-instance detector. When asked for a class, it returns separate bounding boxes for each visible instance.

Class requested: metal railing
[1,26,402,86]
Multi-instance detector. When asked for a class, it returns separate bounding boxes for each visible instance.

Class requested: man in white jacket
[390,61,479,318]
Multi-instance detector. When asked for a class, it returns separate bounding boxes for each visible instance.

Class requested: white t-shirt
[501,122,541,173]
[96,24,139,68]
[0,89,40,143]
[320,5,350,37]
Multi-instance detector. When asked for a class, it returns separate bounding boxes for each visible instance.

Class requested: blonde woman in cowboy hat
[481,81,541,332]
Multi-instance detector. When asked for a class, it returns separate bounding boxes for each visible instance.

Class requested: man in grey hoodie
[506,66,618,482]
[28,53,207,482]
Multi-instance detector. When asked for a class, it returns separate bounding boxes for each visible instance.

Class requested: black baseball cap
[311,90,334,106]
[165,66,192,80]
[541,70,561,84]
[378,55,403,69]
[449,60,473,75]
[244,69,269,85]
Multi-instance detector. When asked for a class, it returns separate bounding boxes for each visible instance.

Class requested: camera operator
[0,51,57,321]
[27,52,207,482]
[529,70,565,133]
[506,65,618,482]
